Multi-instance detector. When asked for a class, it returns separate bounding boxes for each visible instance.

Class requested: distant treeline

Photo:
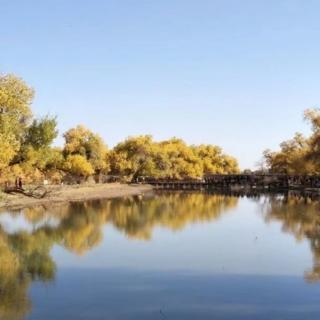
[0,74,239,184]
[264,109,320,175]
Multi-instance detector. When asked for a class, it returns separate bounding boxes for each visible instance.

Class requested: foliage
[22,146,64,172]
[24,116,58,150]
[109,135,156,179]
[0,74,34,128]
[63,125,109,173]
[0,74,34,171]
[63,155,94,177]
[193,144,239,174]
[110,136,239,180]
[264,108,320,174]
[0,131,20,170]
[158,138,203,178]
[0,73,239,184]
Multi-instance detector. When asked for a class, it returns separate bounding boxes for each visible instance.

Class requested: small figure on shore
[15,177,19,188]
[18,177,23,189]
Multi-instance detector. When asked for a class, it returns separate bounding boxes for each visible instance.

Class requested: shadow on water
[1,190,320,319]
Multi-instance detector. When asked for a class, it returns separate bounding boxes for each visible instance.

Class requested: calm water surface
[1,191,320,319]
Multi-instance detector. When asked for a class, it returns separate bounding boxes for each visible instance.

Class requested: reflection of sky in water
[0,212,60,234]
[52,198,312,276]
[1,192,320,320]
[28,269,320,320]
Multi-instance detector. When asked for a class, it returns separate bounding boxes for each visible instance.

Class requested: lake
[1,191,320,320]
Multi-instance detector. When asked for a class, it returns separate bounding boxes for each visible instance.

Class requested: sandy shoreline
[0,183,154,210]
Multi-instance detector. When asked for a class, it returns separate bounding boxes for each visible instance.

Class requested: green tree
[12,116,60,175]
[24,116,58,150]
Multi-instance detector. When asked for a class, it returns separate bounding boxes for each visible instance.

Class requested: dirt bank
[0,183,153,210]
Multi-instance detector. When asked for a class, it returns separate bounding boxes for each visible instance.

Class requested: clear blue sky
[1,0,319,169]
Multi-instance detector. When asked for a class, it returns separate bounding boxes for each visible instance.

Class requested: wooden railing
[138,174,320,190]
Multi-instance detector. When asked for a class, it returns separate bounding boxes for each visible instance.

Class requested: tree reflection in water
[1,190,320,319]
[260,192,320,283]
[0,191,238,319]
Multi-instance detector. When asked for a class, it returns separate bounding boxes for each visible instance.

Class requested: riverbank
[0,183,153,210]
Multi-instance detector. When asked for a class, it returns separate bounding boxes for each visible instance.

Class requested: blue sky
[1,0,320,169]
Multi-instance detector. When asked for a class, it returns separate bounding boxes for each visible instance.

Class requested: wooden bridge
[140,174,320,191]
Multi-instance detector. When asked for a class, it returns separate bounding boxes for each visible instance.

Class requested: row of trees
[264,109,320,174]
[0,74,239,184]
[110,135,239,181]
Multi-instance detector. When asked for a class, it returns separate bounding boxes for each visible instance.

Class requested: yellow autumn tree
[110,136,239,180]
[63,125,109,174]
[193,144,239,174]
[158,138,203,178]
[0,132,19,171]
[0,72,241,184]
[109,135,157,180]
[0,74,34,171]
[63,155,94,177]
[264,109,320,174]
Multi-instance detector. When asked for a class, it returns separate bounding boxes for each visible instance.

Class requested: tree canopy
[0,73,239,184]
[109,135,239,181]
[63,125,109,174]
[264,108,320,174]
[0,74,34,170]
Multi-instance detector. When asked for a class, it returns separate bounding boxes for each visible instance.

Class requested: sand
[0,183,153,210]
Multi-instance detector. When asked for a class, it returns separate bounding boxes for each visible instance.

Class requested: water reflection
[0,192,238,319]
[260,193,320,283]
[0,191,320,319]
[0,227,55,319]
